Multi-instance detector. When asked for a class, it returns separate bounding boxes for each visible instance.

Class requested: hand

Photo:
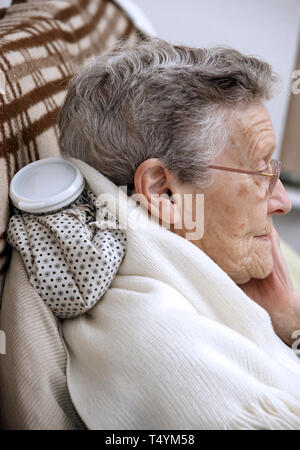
[238,227,300,346]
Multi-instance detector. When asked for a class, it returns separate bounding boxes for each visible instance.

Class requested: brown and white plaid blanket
[0,0,145,429]
[0,0,144,300]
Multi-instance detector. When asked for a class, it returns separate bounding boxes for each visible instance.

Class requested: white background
[133,0,300,159]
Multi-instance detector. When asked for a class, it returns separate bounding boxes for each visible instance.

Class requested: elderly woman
[58,38,300,429]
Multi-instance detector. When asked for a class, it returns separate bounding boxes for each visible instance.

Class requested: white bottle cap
[9,157,85,213]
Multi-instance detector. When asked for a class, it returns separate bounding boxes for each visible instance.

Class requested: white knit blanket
[62,158,300,430]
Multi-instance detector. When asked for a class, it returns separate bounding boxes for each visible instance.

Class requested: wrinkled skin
[134,101,299,346]
[192,102,291,284]
[240,227,300,346]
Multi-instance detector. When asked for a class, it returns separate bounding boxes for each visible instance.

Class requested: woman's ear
[134,158,183,226]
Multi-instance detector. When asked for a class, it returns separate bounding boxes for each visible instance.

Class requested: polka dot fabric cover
[6,184,126,319]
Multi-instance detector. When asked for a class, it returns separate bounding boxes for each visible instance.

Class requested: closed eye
[256,153,274,172]
[256,161,270,172]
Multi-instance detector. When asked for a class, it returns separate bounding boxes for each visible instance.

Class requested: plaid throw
[0,0,144,300]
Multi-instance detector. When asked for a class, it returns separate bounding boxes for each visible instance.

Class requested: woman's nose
[268,180,292,215]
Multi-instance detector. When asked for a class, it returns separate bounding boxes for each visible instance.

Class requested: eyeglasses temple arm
[208,165,274,177]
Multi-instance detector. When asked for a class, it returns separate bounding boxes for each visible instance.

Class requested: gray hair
[58,37,279,193]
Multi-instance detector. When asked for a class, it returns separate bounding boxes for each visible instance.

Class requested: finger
[269,226,294,289]
[270,227,284,270]
[271,226,281,247]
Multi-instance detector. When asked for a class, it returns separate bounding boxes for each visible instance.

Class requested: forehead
[226,103,276,162]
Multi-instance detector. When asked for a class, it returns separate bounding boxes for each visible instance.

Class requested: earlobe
[151,192,183,226]
[137,191,178,226]
[157,194,178,225]
[128,189,180,230]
